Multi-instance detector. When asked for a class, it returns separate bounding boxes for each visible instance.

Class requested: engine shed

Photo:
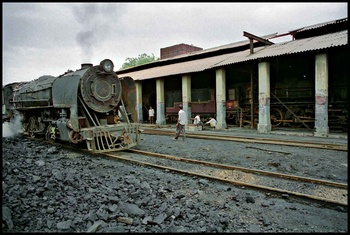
[116,17,348,137]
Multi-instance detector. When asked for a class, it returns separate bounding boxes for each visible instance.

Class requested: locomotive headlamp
[100,59,114,73]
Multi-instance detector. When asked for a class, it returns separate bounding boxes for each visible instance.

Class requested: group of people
[193,114,216,128]
[148,104,216,141]
[173,104,216,141]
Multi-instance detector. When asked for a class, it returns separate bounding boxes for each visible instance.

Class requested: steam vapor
[2,112,23,138]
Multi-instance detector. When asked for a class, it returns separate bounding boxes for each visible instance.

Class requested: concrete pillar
[314,53,329,137]
[156,78,166,125]
[215,68,227,130]
[182,74,191,125]
[257,62,272,133]
[135,81,143,123]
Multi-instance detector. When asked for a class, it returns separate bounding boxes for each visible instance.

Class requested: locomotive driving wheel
[270,108,283,127]
[285,107,307,128]
[27,116,39,138]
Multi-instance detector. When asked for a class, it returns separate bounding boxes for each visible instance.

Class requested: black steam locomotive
[2,59,140,153]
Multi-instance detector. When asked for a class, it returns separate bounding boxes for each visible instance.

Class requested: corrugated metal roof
[117,32,278,72]
[118,53,230,80]
[289,17,347,33]
[118,30,347,81]
[217,30,348,67]
[191,32,278,54]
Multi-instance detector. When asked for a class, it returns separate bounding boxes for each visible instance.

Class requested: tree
[120,53,159,69]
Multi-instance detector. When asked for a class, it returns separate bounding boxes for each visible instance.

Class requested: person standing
[148,106,155,124]
[173,104,186,141]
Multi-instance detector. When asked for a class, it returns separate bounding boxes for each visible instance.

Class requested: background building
[117,17,348,137]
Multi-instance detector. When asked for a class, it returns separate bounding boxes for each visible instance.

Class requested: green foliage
[120,53,159,69]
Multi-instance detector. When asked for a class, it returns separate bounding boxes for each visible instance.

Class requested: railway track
[25,136,347,207]
[141,128,348,151]
[103,149,347,207]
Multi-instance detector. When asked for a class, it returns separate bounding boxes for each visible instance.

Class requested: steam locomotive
[2,59,140,153]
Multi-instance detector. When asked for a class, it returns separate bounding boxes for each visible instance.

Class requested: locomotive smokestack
[81,63,93,69]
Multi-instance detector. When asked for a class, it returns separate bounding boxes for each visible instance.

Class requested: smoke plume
[2,111,23,138]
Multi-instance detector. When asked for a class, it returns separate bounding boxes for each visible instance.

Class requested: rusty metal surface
[117,30,347,81]
[120,76,138,123]
[13,76,56,108]
[79,67,122,113]
[52,75,80,107]
[81,123,139,153]
[3,82,25,110]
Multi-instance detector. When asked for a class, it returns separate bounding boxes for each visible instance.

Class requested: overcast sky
[2,2,347,86]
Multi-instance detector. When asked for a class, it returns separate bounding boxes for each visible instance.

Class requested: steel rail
[142,129,347,151]
[128,149,347,189]
[104,151,347,207]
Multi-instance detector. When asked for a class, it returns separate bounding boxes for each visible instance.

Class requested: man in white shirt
[148,106,155,124]
[193,114,203,127]
[173,104,186,141]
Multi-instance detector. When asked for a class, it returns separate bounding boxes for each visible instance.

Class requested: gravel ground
[2,130,348,233]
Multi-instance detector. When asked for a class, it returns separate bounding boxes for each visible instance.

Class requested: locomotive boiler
[3,59,140,153]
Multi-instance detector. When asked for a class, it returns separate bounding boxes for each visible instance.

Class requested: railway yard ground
[150,123,348,141]
[2,124,348,233]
